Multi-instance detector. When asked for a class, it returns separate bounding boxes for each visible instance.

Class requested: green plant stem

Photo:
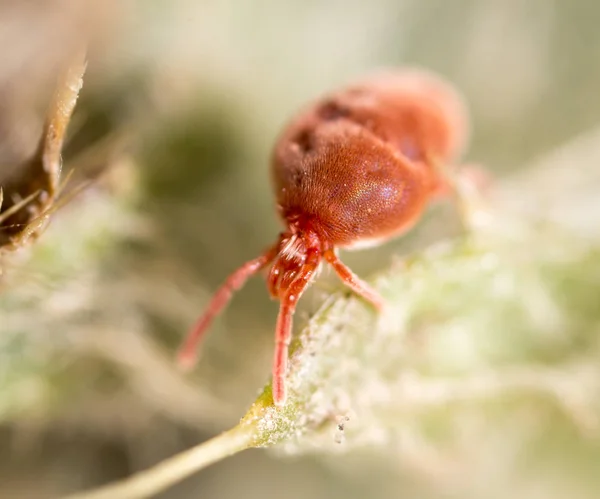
[61,425,255,499]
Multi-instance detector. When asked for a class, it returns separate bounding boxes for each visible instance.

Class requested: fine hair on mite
[177,67,471,407]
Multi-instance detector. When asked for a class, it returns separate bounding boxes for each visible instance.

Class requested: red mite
[177,68,469,406]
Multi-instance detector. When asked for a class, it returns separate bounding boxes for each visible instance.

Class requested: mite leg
[323,249,384,311]
[267,256,282,298]
[447,163,492,230]
[427,151,492,230]
[272,249,321,406]
[177,245,278,370]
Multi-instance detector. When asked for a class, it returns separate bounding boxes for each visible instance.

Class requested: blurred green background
[1,0,600,498]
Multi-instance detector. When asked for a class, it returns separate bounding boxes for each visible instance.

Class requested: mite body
[178,68,470,406]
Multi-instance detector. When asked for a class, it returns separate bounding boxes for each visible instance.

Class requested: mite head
[266,230,321,300]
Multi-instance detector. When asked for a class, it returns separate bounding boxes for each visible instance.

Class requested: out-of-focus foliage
[1,1,600,499]
[60,197,600,499]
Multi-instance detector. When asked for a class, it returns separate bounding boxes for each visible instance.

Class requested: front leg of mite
[323,249,384,311]
[272,249,321,407]
[177,243,279,369]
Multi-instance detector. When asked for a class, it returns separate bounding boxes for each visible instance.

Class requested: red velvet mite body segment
[178,68,470,407]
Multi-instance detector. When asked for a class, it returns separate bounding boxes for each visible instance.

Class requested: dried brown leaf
[0,49,86,250]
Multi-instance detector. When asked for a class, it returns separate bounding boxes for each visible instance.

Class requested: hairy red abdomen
[271,68,468,247]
